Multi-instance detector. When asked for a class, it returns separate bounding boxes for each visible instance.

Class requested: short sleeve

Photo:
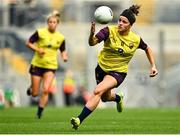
[29,31,39,43]
[138,38,148,50]
[59,40,65,52]
[95,27,109,43]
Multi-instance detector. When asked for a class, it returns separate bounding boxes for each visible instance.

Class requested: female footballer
[26,11,68,119]
[71,5,158,129]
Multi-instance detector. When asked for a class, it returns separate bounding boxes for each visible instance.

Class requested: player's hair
[129,5,140,16]
[52,10,60,18]
[120,4,141,25]
[47,11,60,23]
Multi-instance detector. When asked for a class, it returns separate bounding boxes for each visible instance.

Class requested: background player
[26,11,68,118]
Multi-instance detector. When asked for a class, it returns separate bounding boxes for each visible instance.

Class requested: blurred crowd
[0,82,21,109]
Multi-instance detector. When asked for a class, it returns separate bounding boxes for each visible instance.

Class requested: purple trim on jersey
[29,31,66,52]
[59,40,65,52]
[138,38,148,50]
[95,27,109,43]
[95,28,148,51]
[29,31,39,43]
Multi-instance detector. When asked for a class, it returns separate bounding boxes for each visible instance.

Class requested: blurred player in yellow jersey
[71,5,158,129]
[26,11,68,119]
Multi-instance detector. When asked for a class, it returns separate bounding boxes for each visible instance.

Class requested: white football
[94,6,113,24]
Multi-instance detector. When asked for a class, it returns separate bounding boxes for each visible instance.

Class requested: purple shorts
[29,65,56,77]
[95,65,127,87]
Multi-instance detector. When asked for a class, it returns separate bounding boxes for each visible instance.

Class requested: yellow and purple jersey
[29,28,65,69]
[95,25,148,73]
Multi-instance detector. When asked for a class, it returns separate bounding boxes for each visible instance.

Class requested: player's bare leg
[27,75,41,96]
[37,72,54,119]
[101,89,124,112]
[71,75,117,129]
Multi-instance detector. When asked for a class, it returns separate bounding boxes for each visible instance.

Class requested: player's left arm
[59,40,68,62]
[145,47,158,77]
[138,38,158,77]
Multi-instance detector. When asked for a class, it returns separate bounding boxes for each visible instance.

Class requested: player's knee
[31,92,38,97]
[94,87,103,96]
[101,96,108,102]
[42,85,49,95]
[42,90,49,95]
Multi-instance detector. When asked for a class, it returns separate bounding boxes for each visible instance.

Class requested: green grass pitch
[0,106,179,134]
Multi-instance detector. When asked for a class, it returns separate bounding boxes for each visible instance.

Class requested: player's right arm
[26,31,45,56]
[88,22,99,46]
[89,22,109,46]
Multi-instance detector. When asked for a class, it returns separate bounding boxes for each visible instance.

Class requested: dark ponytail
[129,5,141,16]
[120,4,141,25]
